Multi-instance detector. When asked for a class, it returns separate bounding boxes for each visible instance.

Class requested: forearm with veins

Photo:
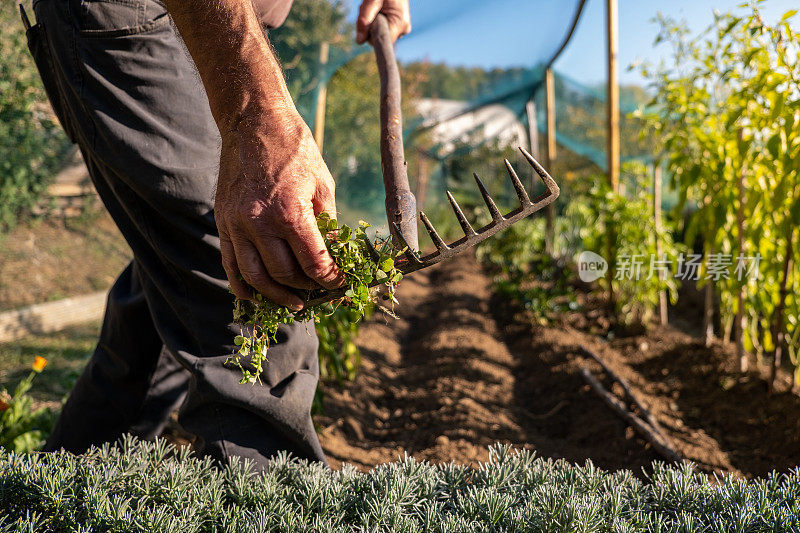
[164,0,295,134]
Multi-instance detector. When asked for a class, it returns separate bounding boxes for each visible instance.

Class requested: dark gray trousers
[28,0,326,466]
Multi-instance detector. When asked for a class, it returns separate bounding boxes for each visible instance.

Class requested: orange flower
[0,398,9,412]
[32,356,48,373]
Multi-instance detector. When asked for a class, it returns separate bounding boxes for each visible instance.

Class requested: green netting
[270,0,656,230]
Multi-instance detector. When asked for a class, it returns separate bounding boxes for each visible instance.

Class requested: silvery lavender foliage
[0,437,798,532]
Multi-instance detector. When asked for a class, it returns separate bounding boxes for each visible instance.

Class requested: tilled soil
[315,252,800,478]
[315,253,661,472]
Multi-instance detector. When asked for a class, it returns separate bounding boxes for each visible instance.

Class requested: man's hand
[356,0,411,44]
[164,0,343,310]
[216,110,342,310]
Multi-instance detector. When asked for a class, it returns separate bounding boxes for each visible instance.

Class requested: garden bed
[316,252,800,478]
[4,246,799,480]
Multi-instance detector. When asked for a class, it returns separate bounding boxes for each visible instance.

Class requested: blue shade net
[269,0,649,234]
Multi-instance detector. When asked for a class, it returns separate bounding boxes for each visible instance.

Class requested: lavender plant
[1,437,798,532]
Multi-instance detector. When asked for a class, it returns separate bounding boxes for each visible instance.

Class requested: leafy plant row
[636,5,800,386]
[1,437,798,532]
[475,4,800,391]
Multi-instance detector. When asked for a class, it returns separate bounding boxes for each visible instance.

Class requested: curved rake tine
[473,173,504,222]
[392,222,423,266]
[520,147,559,196]
[446,191,477,237]
[419,212,449,250]
[505,159,531,206]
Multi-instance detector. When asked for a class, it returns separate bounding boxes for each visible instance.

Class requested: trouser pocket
[23,12,78,143]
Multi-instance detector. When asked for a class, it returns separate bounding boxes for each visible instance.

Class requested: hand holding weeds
[215,110,344,310]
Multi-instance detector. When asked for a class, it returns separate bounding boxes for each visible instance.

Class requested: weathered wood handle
[368,13,419,252]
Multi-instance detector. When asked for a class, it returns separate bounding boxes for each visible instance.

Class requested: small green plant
[0,356,56,453]
[495,272,579,325]
[477,219,578,325]
[566,164,685,326]
[316,306,363,383]
[227,214,404,384]
[476,218,546,276]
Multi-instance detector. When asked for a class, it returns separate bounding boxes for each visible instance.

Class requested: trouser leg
[127,345,190,441]
[31,0,325,466]
[44,259,190,451]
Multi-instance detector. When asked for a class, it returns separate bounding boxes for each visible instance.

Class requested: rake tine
[392,222,423,265]
[446,191,478,237]
[419,212,450,250]
[363,236,381,262]
[473,173,504,222]
[505,159,531,206]
[519,147,559,195]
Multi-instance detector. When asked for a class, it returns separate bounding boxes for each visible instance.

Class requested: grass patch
[0,323,97,406]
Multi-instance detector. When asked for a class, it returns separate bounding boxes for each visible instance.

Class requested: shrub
[1,1,72,232]
[1,438,798,532]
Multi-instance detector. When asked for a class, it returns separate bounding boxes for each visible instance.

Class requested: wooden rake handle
[368,13,419,252]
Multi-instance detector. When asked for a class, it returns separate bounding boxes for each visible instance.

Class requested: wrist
[210,75,296,136]
[218,107,310,188]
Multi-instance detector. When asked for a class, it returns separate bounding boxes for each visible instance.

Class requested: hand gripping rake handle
[369,13,419,253]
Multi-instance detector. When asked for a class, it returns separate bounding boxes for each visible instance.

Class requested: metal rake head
[393,146,559,275]
[302,147,558,307]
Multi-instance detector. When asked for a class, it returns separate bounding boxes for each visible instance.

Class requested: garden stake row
[304,14,560,307]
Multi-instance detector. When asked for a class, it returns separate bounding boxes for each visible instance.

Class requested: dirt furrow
[316,252,659,471]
